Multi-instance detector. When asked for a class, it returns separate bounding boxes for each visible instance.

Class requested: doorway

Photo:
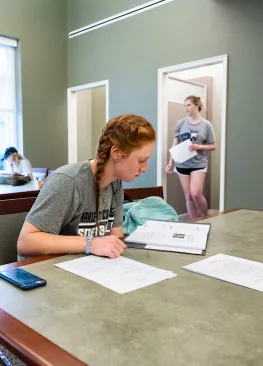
[67,80,109,163]
[157,55,228,213]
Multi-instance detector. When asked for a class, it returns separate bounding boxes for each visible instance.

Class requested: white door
[67,80,109,164]
[76,90,93,161]
[75,87,106,162]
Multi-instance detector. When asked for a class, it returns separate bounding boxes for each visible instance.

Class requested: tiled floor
[177,209,219,222]
[0,345,26,366]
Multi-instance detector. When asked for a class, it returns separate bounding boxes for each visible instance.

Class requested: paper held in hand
[169,139,197,164]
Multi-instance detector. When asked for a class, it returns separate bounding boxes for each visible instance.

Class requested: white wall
[169,64,223,209]
[92,87,106,158]
[76,89,92,161]
[167,78,205,102]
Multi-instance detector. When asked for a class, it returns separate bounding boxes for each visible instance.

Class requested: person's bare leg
[178,174,199,219]
[190,171,208,216]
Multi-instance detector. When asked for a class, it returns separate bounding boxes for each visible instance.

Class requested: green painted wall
[67,0,148,32]
[67,0,263,209]
[0,0,67,169]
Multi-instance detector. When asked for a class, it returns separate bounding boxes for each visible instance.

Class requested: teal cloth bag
[123,196,178,235]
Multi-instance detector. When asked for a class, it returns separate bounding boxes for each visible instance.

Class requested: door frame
[67,80,109,163]
[157,55,228,211]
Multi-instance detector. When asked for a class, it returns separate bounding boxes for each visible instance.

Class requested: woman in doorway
[1,147,33,180]
[18,114,156,259]
[166,95,216,219]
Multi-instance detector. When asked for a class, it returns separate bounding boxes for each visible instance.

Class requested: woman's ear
[110,146,126,161]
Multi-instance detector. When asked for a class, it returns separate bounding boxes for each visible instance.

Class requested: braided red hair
[94,114,155,233]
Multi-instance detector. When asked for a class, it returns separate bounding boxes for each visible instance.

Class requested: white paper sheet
[143,220,210,235]
[125,220,210,251]
[183,254,263,292]
[55,256,176,294]
[169,139,197,164]
[144,245,202,255]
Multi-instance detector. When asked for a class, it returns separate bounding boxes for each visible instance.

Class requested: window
[0,36,18,168]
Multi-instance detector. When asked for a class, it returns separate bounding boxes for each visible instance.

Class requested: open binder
[125,220,211,255]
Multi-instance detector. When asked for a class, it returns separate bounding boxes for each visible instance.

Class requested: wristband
[84,234,93,255]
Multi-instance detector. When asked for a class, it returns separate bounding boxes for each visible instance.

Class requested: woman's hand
[166,163,173,174]
[188,144,200,151]
[90,235,127,259]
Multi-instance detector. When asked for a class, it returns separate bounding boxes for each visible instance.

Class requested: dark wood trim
[0,208,243,365]
[0,309,88,366]
[1,185,164,202]
[124,186,164,201]
[0,197,36,215]
[0,255,61,272]
[0,190,39,200]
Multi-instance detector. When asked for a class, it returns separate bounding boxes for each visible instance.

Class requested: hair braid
[94,126,112,234]
[93,114,156,235]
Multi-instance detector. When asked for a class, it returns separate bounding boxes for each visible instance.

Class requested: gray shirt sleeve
[174,119,184,138]
[26,173,80,234]
[206,121,216,144]
[112,181,123,228]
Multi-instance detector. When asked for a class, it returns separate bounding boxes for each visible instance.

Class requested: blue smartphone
[0,268,47,291]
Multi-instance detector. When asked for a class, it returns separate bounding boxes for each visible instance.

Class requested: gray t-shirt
[26,161,123,237]
[174,118,216,169]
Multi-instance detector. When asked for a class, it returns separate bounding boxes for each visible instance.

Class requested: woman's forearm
[198,143,216,151]
[169,137,179,164]
[18,230,87,256]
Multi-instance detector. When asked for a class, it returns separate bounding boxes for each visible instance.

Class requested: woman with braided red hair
[18,114,156,259]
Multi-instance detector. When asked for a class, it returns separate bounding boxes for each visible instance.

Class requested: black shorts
[175,167,207,175]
